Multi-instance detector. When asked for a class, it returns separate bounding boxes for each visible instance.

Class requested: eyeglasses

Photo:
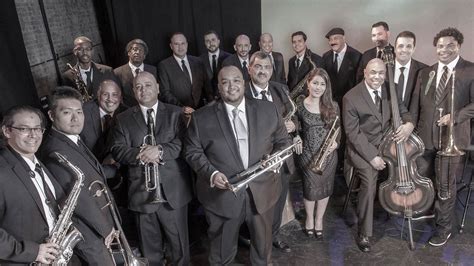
[9,126,45,135]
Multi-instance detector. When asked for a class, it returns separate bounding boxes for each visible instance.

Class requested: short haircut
[433,27,464,46]
[291,31,307,41]
[125,39,149,55]
[249,51,271,66]
[204,30,220,40]
[1,105,46,129]
[396,31,417,46]
[73,36,92,46]
[372,21,389,31]
[49,86,83,111]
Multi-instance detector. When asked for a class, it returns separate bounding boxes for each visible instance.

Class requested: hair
[306,68,338,125]
[291,31,307,41]
[396,30,417,46]
[372,21,389,31]
[249,51,271,67]
[125,39,149,55]
[73,36,92,47]
[204,30,220,40]
[1,105,46,131]
[433,27,464,46]
[49,86,83,112]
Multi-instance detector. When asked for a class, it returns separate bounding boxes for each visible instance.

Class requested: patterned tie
[85,70,92,95]
[34,164,60,218]
[260,90,268,101]
[397,67,406,101]
[232,108,248,168]
[181,59,191,82]
[435,66,449,103]
[373,90,382,113]
[146,108,155,134]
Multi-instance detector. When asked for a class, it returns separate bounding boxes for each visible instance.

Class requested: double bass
[378,46,435,248]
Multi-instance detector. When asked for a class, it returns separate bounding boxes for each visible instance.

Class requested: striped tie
[435,66,449,103]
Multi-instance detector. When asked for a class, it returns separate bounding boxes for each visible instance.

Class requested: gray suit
[269,51,286,84]
[113,63,157,107]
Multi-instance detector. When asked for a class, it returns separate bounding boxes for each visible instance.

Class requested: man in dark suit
[287,31,323,93]
[184,66,290,265]
[222,34,253,82]
[356,22,394,83]
[259,33,286,84]
[409,27,474,247]
[245,51,296,253]
[199,30,231,100]
[158,32,209,116]
[40,87,117,265]
[0,106,62,265]
[393,31,427,108]
[109,72,192,265]
[62,36,114,100]
[343,59,413,252]
[114,39,158,107]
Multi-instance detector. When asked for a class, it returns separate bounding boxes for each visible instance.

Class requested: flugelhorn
[310,116,340,174]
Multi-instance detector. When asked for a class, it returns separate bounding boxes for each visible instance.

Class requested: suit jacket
[40,130,115,243]
[0,147,65,265]
[356,44,395,83]
[109,102,192,212]
[158,55,208,108]
[322,45,362,104]
[287,51,323,91]
[270,51,286,84]
[245,81,296,174]
[113,63,158,107]
[183,98,290,218]
[222,54,251,82]
[409,57,474,150]
[199,50,231,100]
[395,59,427,108]
[343,81,412,167]
[62,62,114,99]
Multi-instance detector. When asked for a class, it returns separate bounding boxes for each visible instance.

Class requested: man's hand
[293,136,303,155]
[393,122,414,143]
[370,156,386,171]
[285,120,296,133]
[137,145,163,164]
[437,113,451,126]
[35,243,60,264]
[183,106,195,115]
[212,172,231,190]
[105,228,119,247]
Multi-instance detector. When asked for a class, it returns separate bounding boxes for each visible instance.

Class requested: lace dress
[296,98,338,201]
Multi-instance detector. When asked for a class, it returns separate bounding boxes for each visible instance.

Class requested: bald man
[222,34,253,82]
[259,33,286,84]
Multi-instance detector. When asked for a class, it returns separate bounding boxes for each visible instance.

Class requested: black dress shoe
[273,240,291,253]
[238,235,251,248]
[356,234,371,252]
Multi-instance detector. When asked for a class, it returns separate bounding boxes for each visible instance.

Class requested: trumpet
[89,180,149,266]
[140,133,167,203]
[227,140,301,195]
[310,116,340,174]
[66,63,92,102]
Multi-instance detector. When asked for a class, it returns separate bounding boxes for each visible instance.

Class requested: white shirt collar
[224,97,246,117]
[335,43,347,57]
[139,101,159,122]
[364,81,382,103]
[129,62,144,75]
[208,49,220,58]
[174,54,188,65]
[238,56,248,66]
[53,128,79,145]
[251,82,272,101]
[438,55,460,72]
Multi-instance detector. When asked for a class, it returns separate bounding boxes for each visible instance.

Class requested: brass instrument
[66,63,93,102]
[289,49,317,101]
[41,152,84,266]
[227,140,301,195]
[283,89,297,123]
[89,180,149,266]
[140,128,167,203]
[436,70,464,200]
[310,116,340,174]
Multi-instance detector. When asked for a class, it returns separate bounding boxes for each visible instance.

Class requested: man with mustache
[62,36,115,100]
[222,34,253,82]
[259,33,286,84]
[114,39,158,107]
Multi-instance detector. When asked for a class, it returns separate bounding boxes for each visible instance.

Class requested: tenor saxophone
[66,63,93,102]
[41,152,84,266]
[289,49,317,101]
[310,116,340,175]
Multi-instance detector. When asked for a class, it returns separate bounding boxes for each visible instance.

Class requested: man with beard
[356,22,394,83]
[114,39,157,107]
[62,36,114,99]
[199,30,231,100]
[222,34,253,82]
[259,33,286,84]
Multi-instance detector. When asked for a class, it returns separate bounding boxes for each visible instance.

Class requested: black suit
[0,147,65,265]
[40,130,116,265]
[184,98,290,265]
[109,102,192,265]
[222,54,251,82]
[356,45,395,83]
[158,55,208,108]
[199,50,231,100]
[62,62,115,99]
[394,59,427,108]
[269,52,286,84]
[113,63,158,107]
[287,51,323,92]
[410,57,474,234]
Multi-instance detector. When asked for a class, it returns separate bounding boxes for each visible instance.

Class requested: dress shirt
[334,43,347,72]
[174,55,193,83]
[79,65,93,86]
[365,81,382,105]
[208,49,220,69]
[238,56,249,69]
[436,56,459,87]
[251,82,273,102]
[139,101,158,124]
[129,62,144,77]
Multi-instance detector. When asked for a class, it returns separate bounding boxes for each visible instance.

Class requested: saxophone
[310,116,340,175]
[283,89,297,122]
[289,49,317,101]
[40,152,84,266]
[66,63,93,102]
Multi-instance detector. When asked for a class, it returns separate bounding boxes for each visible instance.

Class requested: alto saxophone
[283,89,297,123]
[41,152,84,266]
[66,63,93,102]
[310,116,340,175]
[289,49,317,101]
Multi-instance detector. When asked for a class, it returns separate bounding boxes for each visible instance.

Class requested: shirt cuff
[210,171,219,188]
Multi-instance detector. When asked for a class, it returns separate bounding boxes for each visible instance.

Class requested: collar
[364,81,382,96]
[224,97,246,115]
[99,107,110,119]
[251,82,269,97]
[395,58,412,70]
[208,49,220,58]
[438,55,460,72]
[174,54,188,64]
[334,43,347,56]
[53,128,79,145]
[20,154,39,171]
[129,62,144,72]
[238,56,248,66]
[139,101,159,120]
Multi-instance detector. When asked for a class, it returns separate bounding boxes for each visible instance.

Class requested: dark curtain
[0,0,40,116]
[95,0,261,67]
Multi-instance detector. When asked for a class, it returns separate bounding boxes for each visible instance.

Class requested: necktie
[85,70,92,94]
[397,67,406,101]
[181,59,191,82]
[334,53,339,72]
[135,68,140,77]
[146,108,155,134]
[103,114,113,132]
[296,58,301,69]
[261,90,268,101]
[211,54,217,74]
[373,90,382,113]
[377,50,382,59]
[34,164,60,218]
[242,61,249,81]
[232,108,248,168]
[435,66,449,103]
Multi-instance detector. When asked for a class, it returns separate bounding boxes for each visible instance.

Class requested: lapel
[131,106,148,135]
[215,101,244,168]
[381,85,390,123]
[404,61,417,104]
[91,63,102,89]
[173,58,192,87]
[125,65,134,85]
[91,102,102,137]
[361,84,383,122]
[245,99,258,165]
[154,102,166,137]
